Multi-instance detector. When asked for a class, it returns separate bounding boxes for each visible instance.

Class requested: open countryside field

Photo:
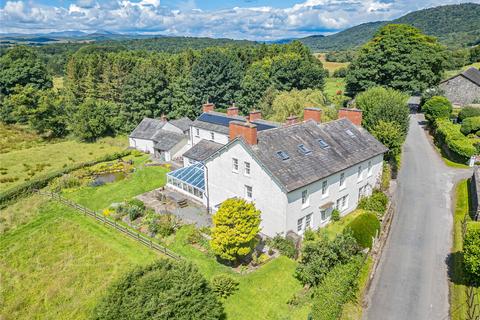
[444,62,480,79]
[316,53,350,74]
[0,123,47,154]
[0,135,127,191]
[1,157,310,320]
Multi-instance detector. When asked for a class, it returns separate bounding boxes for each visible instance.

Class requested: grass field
[316,53,350,74]
[0,123,46,154]
[0,136,127,191]
[0,201,159,320]
[324,77,347,100]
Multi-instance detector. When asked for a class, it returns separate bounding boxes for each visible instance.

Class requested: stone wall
[440,75,480,106]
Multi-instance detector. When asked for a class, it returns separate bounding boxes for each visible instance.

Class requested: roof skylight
[345,129,356,138]
[276,150,290,160]
[318,139,329,149]
[298,144,312,155]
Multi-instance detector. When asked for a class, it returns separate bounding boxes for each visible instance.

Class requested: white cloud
[0,0,479,39]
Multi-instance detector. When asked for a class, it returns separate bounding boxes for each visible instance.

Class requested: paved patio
[137,188,212,228]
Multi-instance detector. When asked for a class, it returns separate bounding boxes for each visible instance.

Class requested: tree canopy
[91,259,225,320]
[346,24,446,95]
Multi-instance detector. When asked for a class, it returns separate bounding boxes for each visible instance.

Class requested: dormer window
[346,129,356,138]
[276,150,290,160]
[298,144,311,155]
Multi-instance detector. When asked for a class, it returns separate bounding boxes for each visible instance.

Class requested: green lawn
[0,123,46,154]
[0,136,127,191]
[322,209,364,240]
[0,201,158,320]
[324,77,346,99]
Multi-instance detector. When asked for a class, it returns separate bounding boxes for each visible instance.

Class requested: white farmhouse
[128,117,192,161]
[167,107,388,237]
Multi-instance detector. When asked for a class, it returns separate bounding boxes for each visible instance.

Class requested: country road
[364,114,472,320]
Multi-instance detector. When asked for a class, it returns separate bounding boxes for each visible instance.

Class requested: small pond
[90,172,127,187]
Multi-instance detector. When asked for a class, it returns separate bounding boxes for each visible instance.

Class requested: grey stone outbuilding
[439,67,480,106]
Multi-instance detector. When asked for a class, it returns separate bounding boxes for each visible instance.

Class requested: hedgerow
[434,118,476,161]
[460,116,480,135]
[458,107,480,122]
[357,190,388,215]
[0,150,130,208]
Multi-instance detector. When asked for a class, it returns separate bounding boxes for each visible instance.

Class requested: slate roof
[183,139,223,161]
[250,119,388,192]
[129,118,166,140]
[462,67,480,86]
[153,131,186,151]
[170,117,193,132]
[192,111,279,135]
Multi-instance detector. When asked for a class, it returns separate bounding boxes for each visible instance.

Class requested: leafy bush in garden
[295,231,360,287]
[333,67,347,78]
[49,174,81,192]
[434,119,477,160]
[117,199,145,221]
[156,214,180,237]
[91,259,225,320]
[310,256,363,320]
[211,274,239,299]
[381,163,391,191]
[358,190,388,214]
[331,209,340,222]
[463,226,480,283]
[210,198,261,263]
[460,116,480,135]
[268,235,297,259]
[458,107,480,122]
[423,96,452,123]
[345,212,381,249]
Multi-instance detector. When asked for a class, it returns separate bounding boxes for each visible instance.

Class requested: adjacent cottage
[439,67,480,106]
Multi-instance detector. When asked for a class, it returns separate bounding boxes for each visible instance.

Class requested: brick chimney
[303,107,322,123]
[202,102,215,113]
[227,104,239,117]
[160,114,167,122]
[249,110,262,122]
[229,121,257,145]
[338,108,362,126]
[285,115,298,126]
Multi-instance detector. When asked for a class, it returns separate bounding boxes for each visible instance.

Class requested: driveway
[364,114,472,320]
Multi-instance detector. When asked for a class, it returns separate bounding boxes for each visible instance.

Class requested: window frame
[232,158,239,173]
[244,161,251,176]
[305,213,312,229]
[321,180,328,196]
[297,217,304,232]
[339,172,346,189]
[245,185,253,200]
[301,189,309,206]
[357,165,363,182]
[195,128,200,137]
[210,131,215,141]
[367,161,373,177]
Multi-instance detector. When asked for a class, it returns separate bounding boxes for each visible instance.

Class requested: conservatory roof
[167,163,205,191]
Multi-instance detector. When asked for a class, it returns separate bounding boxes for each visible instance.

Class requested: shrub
[186,227,205,245]
[156,214,179,237]
[434,118,476,160]
[331,209,340,222]
[463,226,480,283]
[346,212,380,249]
[358,190,388,214]
[268,235,297,258]
[49,174,81,192]
[333,67,347,78]
[311,256,363,320]
[91,259,224,320]
[458,106,480,122]
[211,274,239,299]
[423,96,452,123]
[461,116,480,135]
[381,163,391,191]
[303,228,316,241]
[127,198,145,210]
[295,231,360,287]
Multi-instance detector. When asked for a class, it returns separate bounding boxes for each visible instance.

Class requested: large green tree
[267,88,327,122]
[91,259,225,320]
[210,198,261,263]
[0,46,52,96]
[355,86,410,137]
[69,99,118,141]
[346,24,446,95]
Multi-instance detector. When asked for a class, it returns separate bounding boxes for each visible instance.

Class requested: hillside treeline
[0,42,326,140]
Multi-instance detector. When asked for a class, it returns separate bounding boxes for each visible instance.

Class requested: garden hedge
[460,116,480,135]
[434,118,477,161]
[358,190,388,214]
[423,96,452,123]
[458,107,480,122]
[0,150,131,208]
[345,212,380,249]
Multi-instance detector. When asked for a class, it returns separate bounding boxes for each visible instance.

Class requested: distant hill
[299,3,480,51]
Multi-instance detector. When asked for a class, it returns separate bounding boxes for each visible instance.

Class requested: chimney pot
[285,115,298,126]
[338,108,363,126]
[202,102,215,113]
[249,110,262,122]
[303,107,322,123]
[229,121,257,145]
[227,105,239,117]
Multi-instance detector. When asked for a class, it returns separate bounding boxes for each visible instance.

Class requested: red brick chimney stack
[338,108,363,126]
[229,121,258,145]
[285,115,299,126]
[249,110,262,122]
[227,104,239,117]
[303,107,322,123]
[202,102,215,113]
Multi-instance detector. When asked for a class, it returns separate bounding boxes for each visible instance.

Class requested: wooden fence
[36,190,181,260]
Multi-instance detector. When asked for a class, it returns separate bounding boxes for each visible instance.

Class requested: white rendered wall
[205,143,288,237]
[285,154,384,235]
[191,126,229,146]
[129,138,154,154]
